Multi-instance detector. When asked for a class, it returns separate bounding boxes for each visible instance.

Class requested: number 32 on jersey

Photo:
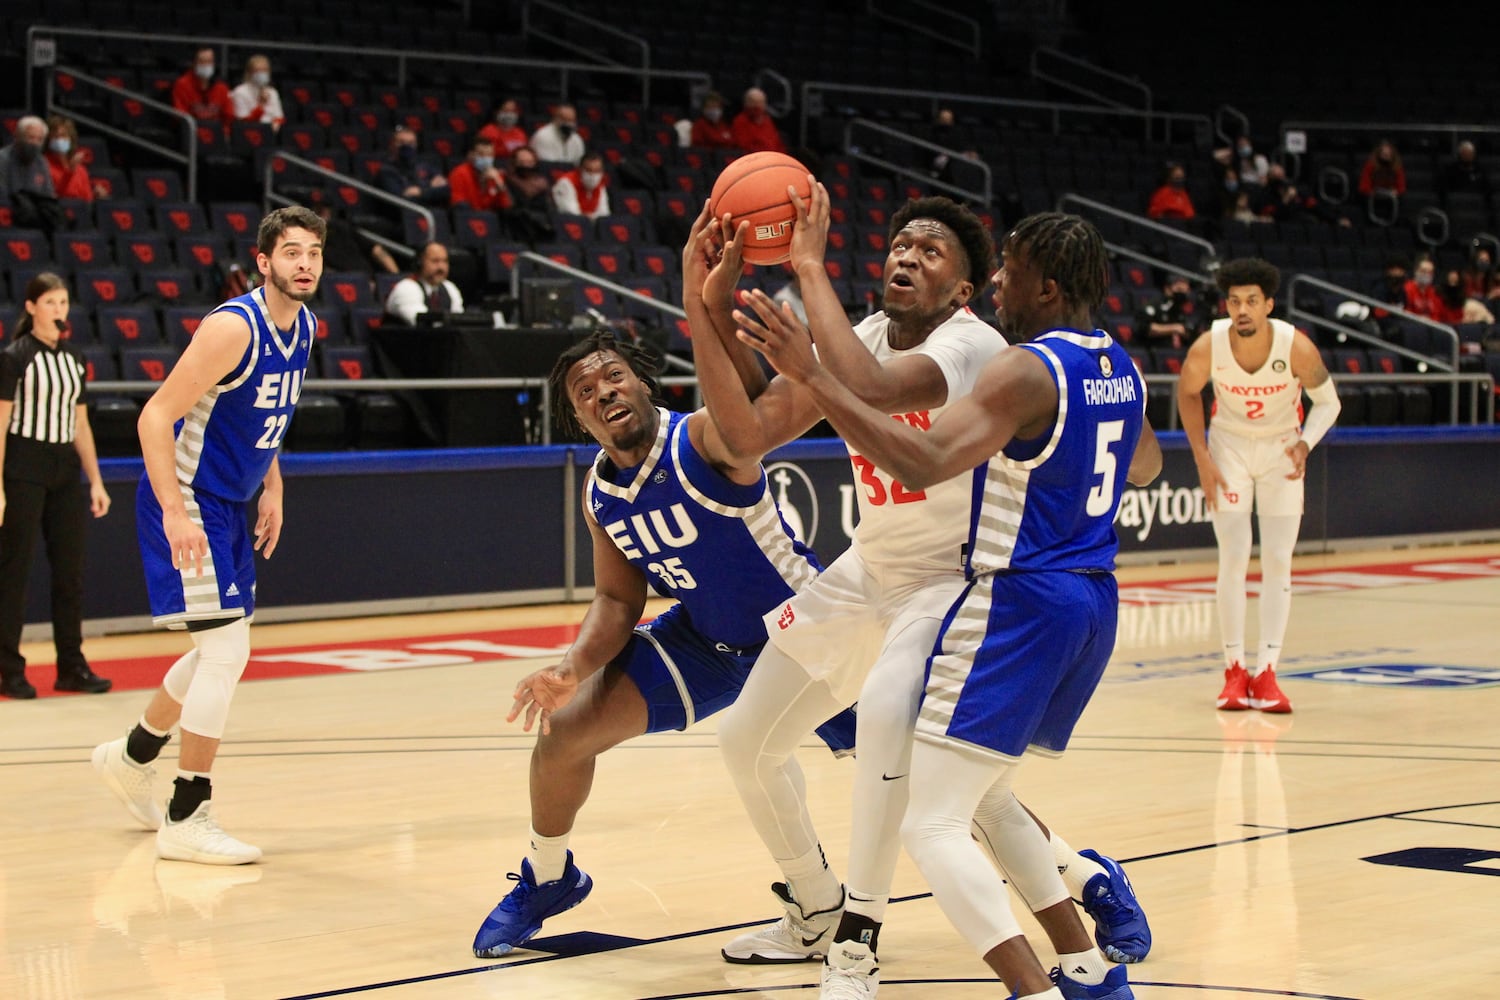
[850,455,926,506]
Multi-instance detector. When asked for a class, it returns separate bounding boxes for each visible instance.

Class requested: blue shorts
[915,570,1117,760]
[137,476,256,629]
[621,603,857,753]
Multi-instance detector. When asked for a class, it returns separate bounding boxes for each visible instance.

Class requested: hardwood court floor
[3,542,1499,999]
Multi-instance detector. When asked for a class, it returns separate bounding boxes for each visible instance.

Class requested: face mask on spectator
[1224,178,1238,192]
[251,71,270,87]
[15,139,41,162]
[397,144,416,165]
[1237,143,1252,158]
[581,170,603,190]
[1414,271,1432,287]
[497,111,518,127]
[514,163,538,177]
[196,63,214,80]
[705,107,722,123]
[49,137,71,155]
[557,122,575,138]
[473,155,494,172]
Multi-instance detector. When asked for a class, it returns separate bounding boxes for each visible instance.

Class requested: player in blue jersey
[92,206,325,866]
[740,211,1161,1000]
[471,329,856,958]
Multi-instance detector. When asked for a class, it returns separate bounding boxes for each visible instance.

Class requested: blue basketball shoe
[1051,963,1133,999]
[1078,849,1151,963]
[472,851,593,958]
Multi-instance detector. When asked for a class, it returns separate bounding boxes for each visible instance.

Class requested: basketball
[708,151,812,266]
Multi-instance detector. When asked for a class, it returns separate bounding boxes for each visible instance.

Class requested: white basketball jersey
[1208,317,1303,439]
[844,307,1006,576]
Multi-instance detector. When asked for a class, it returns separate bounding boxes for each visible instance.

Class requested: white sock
[1057,948,1109,986]
[784,843,843,914]
[1018,988,1064,1000]
[175,769,210,783]
[139,717,171,738]
[528,828,571,884]
[1223,642,1246,672]
[1051,832,1104,899]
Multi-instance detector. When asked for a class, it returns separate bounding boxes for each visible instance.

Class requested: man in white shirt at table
[384,242,465,327]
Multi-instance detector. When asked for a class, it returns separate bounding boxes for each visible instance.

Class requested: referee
[0,272,112,699]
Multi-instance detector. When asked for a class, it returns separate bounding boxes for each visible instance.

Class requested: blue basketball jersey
[966,329,1144,576]
[175,288,316,502]
[587,408,821,650]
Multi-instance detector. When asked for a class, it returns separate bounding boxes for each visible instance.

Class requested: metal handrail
[25,24,706,108]
[868,0,980,58]
[843,118,992,207]
[1277,119,1500,159]
[46,65,198,202]
[507,251,695,374]
[1056,192,1220,270]
[521,0,652,103]
[1142,371,1494,430]
[1286,274,1459,372]
[1030,46,1152,114]
[262,152,435,247]
[798,80,1209,154]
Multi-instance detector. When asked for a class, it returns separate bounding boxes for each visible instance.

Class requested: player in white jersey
[691,191,1150,1000]
[1175,258,1340,714]
[91,206,325,865]
[742,210,1161,1000]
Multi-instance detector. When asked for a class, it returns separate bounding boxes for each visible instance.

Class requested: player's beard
[268,268,318,303]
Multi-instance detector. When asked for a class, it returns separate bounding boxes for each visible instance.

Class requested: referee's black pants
[0,441,89,680]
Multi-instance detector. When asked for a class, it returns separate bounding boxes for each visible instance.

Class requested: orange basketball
[708,151,812,266]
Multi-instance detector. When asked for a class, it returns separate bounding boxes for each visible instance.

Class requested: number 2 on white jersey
[1085,419,1125,517]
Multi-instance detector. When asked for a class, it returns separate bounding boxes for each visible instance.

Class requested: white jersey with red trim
[1208,317,1303,439]
[842,307,1006,578]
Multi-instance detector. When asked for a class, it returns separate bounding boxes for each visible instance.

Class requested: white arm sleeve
[1300,377,1341,450]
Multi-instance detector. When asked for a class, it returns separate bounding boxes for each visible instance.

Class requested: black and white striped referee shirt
[0,332,90,445]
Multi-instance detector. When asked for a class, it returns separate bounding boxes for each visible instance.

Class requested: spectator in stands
[1461,244,1496,301]
[1213,135,1269,189]
[383,241,465,326]
[171,46,234,126]
[1357,138,1406,206]
[1439,264,1494,325]
[731,87,786,154]
[502,144,556,244]
[478,98,529,157]
[928,107,980,182]
[376,125,449,206]
[0,116,63,233]
[1253,162,1352,228]
[551,150,610,220]
[529,104,585,165]
[230,54,285,133]
[1135,273,1207,349]
[449,136,512,213]
[1146,161,1196,220]
[688,91,736,150]
[43,115,106,202]
[312,199,399,277]
[1402,255,1445,321]
[1437,140,1492,208]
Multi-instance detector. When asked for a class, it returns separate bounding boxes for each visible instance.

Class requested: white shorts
[762,546,968,705]
[1208,426,1304,517]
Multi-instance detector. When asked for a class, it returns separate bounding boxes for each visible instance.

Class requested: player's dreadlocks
[548,330,664,441]
[1002,212,1110,313]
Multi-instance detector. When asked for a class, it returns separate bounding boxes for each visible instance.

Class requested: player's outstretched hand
[734,288,819,383]
[507,666,579,735]
[787,178,830,272]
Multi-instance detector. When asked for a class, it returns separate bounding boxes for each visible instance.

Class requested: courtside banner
[37,428,1500,628]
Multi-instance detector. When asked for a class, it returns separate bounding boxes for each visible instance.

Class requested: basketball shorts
[914,569,1118,761]
[137,476,255,629]
[762,546,969,705]
[1208,426,1304,516]
[621,603,857,752]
